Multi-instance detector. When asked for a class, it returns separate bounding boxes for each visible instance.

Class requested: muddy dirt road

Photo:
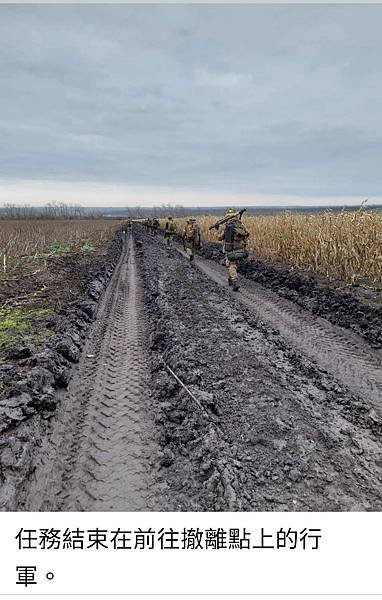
[181,249,382,407]
[24,235,159,511]
[20,227,382,511]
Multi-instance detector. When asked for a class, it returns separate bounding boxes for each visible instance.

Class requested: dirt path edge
[198,242,382,350]
[0,232,124,510]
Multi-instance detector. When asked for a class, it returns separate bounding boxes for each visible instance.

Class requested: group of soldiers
[143,217,160,234]
[143,209,249,292]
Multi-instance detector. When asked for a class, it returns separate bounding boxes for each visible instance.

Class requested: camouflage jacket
[165,221,176,235]
[218,218,249,251]
[183,222,200,244]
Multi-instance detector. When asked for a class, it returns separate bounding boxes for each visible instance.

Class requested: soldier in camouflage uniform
[182,217,201,262]
[152,217,160,235]
[216,208,249,291]
[164,216,176,247]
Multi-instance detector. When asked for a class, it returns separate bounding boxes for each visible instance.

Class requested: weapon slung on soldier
[209,208,246,230]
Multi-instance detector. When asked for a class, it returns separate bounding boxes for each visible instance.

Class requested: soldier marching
[164,216,176,247]
[140,209,249,292]
[182,217,201,261]
[212,208,249,291]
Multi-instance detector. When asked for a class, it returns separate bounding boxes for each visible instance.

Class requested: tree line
[0,202,103,220]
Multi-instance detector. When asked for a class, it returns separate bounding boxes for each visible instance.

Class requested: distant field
[0,219,121,277]
[171,210,382,285]
[2,211,381,285]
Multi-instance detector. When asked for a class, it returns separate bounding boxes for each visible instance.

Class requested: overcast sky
[1,4,382,207]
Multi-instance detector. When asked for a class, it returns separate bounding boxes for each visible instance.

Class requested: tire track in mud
[137,229,382,511]
[24,235,159,511]
[176,248,382,408]
[20,227,382,512]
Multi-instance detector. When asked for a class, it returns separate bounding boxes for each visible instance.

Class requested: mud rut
[25,235,159,511]
[178,250,382,407]
[22,228,382,511]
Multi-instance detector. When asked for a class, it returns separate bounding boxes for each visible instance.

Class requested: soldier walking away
[214,208,249,291]
[152,217,160,235]
[164,216,176,247]
[121,218,132,235]
[182,217,201,262]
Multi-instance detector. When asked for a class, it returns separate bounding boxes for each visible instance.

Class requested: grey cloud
[1,4,382,196]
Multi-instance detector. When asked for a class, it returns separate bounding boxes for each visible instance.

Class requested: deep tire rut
[180,249,382,407]
[18,228,382,512]
[25,235,159,511]
[138,230,382,511]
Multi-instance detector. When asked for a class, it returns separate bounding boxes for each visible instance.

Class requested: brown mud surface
[0,235,123,509]
[138,229,382,511]
[200,243,382,349]
[0,243,122,396]
[1,226,381,511]
[23,236,159,511]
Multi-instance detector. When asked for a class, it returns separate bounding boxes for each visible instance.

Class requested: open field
[170,210,382,285]
[0,225,381,511]
[0,219,122,357]
[0,218,122,277]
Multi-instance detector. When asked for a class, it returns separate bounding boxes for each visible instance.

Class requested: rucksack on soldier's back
[224,220,248,259]
[224,222,236,252]
[166,221,175,233]
[185,222,196,240]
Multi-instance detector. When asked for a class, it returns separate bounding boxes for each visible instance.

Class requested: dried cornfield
[0,219,121,277]
[172,210,382,285]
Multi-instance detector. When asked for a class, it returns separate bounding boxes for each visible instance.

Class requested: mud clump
[0,233,123,510]
[3,227,381,511]
[199,243,382,349]
[137,228,382,511]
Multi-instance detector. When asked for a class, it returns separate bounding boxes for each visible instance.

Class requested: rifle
[209,208,246,231]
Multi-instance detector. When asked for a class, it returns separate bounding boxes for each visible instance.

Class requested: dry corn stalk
[170,210,382,285]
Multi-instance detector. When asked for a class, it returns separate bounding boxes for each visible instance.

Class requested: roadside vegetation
[0,219,121,277]
[0,217,121,365]
[171,209,382,285]
[0,306,53,351]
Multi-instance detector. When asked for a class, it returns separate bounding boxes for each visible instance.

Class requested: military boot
[232,282,240,292]
[228,277,233,287]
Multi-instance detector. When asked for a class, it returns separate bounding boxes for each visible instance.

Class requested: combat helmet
[224,208,237,219]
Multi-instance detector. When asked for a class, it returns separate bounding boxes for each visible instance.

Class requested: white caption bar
[0,512,381,595]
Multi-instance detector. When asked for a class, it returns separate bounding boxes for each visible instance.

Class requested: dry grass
[0,219,121,277]
[172,210,382,285]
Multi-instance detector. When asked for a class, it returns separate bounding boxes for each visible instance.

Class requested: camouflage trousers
[165,234,174,247]
[185,241,197,259]
[225,255,238,283]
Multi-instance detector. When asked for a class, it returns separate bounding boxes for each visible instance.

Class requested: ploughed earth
[0,226,381,511]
